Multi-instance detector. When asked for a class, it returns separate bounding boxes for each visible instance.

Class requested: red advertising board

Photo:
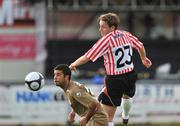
[0,34,36,59]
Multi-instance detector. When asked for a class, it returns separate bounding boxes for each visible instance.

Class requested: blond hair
[99,13,120,29]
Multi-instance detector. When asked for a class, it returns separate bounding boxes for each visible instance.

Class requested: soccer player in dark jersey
[54,64,108,126]
[69,12,152,125]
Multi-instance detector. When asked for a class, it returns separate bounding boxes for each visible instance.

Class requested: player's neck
[64,80,71,91]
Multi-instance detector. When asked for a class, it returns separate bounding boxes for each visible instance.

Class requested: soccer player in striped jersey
[70,12,152,126]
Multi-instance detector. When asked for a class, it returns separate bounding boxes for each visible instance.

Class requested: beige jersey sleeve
[71,84,98,109]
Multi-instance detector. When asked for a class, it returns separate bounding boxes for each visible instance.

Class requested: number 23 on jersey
[112,44,134,72]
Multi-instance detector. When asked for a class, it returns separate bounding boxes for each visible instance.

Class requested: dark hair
[99,13,120,30]
[54,64,71,80]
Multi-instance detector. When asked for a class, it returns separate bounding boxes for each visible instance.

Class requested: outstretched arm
[69,55,90,71]
[138,46,152,68]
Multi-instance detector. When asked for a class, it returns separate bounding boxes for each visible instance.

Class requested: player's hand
[69,63,77,71]
[142,57,152,68]
[79,116,88,126]
[68,111,75,123]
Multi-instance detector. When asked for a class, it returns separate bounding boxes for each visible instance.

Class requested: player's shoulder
[101,33,112,40]
[120,30,132,36]
[70,81,86,94]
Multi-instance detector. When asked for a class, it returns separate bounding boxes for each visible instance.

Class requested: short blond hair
[99,13,120,29]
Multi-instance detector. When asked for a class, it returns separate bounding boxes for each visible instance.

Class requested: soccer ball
[25,72,45,91]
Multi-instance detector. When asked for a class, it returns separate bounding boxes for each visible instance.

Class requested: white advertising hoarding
[0,83,180,124]
[0,85,68,124]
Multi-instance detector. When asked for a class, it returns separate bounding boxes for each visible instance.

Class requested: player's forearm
[71,55,89,68]
[69,109,76,123]
[84,102,100,122]
[138,46,147,60]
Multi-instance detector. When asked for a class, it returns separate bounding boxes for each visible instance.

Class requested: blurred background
[0,0,180,126]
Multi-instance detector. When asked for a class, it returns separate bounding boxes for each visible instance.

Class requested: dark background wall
[45,39,180,79]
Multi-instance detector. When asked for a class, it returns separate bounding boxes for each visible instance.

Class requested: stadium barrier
[0,82,180,125]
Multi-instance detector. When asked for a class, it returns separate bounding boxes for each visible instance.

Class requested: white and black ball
[25,72,45,91]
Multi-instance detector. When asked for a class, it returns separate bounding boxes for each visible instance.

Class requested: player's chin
[54,81,59,86]
[100,32,103,36]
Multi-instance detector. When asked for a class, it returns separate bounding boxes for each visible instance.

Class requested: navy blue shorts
[98,70,137,106]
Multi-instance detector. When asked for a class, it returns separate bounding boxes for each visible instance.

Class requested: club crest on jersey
[76,92,81,97]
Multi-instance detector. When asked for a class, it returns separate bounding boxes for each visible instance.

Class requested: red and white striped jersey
[85,30,144,75]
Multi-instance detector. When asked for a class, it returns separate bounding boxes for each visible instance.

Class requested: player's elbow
[89,102,100,112]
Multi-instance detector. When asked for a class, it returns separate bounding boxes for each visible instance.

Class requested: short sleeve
[71,89,98,108]
[85,36,110,62]
[127,32,144,51]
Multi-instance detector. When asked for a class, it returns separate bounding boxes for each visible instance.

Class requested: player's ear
[65,75,70,80]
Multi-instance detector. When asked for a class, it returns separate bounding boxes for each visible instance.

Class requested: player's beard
[54,80,65,90]
[54,80,60,86]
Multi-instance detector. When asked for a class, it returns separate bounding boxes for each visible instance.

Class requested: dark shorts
[98,70,137,106]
